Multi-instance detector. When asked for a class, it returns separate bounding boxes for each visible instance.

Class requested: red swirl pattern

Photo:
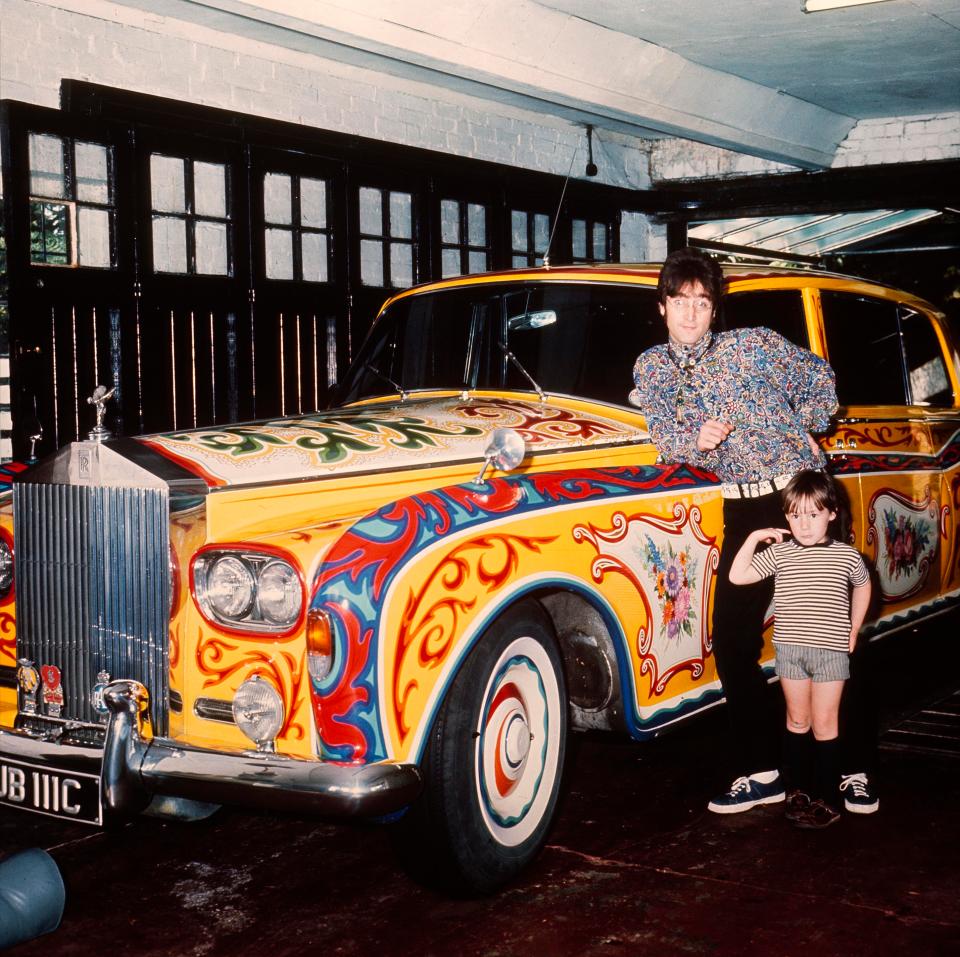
[392,532,556,744]
[195,631,306,741]
[458,399,628,443]
[834,423,917,449]
[0,607,15,663]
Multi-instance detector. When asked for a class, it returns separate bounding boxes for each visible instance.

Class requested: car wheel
[400,599,567,894]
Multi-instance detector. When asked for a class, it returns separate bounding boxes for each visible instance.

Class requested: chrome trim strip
[138,744,422,818]
[193,697,235,723]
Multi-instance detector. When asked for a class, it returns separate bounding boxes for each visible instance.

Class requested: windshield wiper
[363,363,408,401]
[498,341,546,403]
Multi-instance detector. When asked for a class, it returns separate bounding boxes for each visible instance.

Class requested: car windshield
[336,281,663,407]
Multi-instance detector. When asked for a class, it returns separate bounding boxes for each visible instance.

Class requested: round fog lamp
[232,675,284,751]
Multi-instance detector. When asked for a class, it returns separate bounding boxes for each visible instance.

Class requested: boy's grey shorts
[774,642,849,681]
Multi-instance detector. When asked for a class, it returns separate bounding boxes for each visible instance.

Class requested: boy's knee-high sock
[783,729,814,794]
[814,736,842,809]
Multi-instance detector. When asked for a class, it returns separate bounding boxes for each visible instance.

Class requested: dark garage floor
[2,611,959,957]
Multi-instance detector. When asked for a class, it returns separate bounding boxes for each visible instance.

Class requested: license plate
[0,756,101,825]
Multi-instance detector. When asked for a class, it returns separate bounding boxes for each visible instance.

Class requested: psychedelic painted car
[1,263,958,891]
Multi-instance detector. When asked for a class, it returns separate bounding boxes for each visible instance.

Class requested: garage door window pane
[441,200,460,244]
[511,211,526,249]
[265,227,294,279]
[390,192,412,239]
[194,162,226,218]
[75,142,110,205]
[151,155,186,213]
[300,178,327,228]
[468,203,486,245]
[468,250,487,274]
[195,220,228,275]
[153,216,187,273]
[442,247,460,278]
[30,202,69,264]
[302,232,328,282]
[572,220,587,259]
[534,214,550,253]
[361,238,383,286]
[264,173,292,225]
[77,206,111,268]
[391,244,413,288]
[28,134,65,199]
[359,187,382,235]
[592,224,607,260]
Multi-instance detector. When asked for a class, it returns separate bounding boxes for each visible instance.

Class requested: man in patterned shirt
[630,246,838,813]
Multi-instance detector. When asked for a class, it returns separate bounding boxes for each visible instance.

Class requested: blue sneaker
[839,773,879,814]
[708,772,786,814]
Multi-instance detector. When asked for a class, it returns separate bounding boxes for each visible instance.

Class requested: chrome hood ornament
[86,384,115,442]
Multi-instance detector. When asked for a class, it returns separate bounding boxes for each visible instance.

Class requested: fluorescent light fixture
[804,0,897,11]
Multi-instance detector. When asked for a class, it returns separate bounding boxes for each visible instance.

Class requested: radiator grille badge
[91,671,111,719]
[40,665,64,718]
[16,658,40,715]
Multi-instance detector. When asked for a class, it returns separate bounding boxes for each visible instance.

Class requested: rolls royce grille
[13,481,171,735]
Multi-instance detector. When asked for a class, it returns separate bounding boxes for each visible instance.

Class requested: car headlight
[0,537,13,598]
[232,675,284,752]
[205,555,255,621]
[193,549,304,633]
[258,560,301,625]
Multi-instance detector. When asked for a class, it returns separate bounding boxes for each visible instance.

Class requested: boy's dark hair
[781,469,838,514]
[657,246,723,305]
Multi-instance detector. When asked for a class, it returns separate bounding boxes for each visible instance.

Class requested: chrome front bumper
[0,680,422,823]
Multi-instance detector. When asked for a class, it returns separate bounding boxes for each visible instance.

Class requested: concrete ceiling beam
[116,0,859,168]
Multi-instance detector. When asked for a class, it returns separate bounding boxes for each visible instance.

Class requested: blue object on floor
[0,848,65,948]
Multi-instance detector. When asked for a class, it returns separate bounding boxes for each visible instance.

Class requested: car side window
[722,290,809,348]
[820,291,954,407]
[900,307,954,407]
[821,292,907,406]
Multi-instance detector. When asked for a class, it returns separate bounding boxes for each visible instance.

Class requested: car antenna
[541,137,580,270]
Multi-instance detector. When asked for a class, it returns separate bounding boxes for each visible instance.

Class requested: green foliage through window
[30,201,69,265]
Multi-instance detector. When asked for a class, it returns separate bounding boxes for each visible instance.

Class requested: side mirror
[473,428,525,485]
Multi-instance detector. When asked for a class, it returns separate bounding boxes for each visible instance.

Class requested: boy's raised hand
[751,527,789,546]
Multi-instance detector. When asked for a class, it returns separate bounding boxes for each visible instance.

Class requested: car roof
[379,260,936,314]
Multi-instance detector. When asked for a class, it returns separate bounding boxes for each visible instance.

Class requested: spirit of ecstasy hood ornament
[87,384,115,442]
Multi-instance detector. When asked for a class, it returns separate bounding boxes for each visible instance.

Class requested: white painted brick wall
[653,112,960,181]
[832,112,960,168]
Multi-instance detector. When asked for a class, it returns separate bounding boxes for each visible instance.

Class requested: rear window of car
[722,290,809,349]
[821,291,953,407]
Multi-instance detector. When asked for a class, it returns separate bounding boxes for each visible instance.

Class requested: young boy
[728,470,871,829]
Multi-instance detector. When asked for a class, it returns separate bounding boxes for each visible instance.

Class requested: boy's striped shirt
[749,539,869,652]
